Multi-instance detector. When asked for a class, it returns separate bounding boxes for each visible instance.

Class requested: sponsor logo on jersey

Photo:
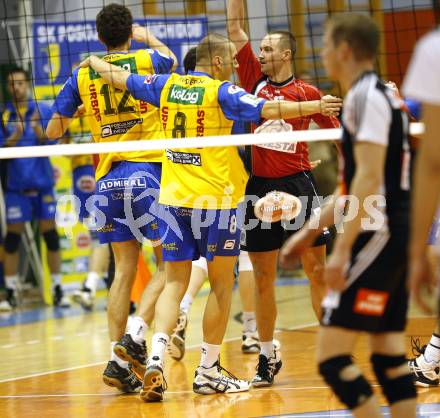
[167,84,205,105]
[98,177,147,192]
[354,288,389,316]
[163,242,178,251]
[223,239,236,250]
[144,74,158,85]
[207,244,217,253]
[166,150,202,166]
[89,83,101,122]
[101,118,143,138]
[228,84,245,94]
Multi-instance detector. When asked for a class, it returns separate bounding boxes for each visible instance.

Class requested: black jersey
[341,71,411,233]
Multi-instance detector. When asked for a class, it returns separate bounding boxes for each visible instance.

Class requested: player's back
[158,72,246,209]
[76,49,163,179]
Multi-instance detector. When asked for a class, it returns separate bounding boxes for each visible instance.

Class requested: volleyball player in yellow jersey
[46,4,177,393]
[82,32,342,401]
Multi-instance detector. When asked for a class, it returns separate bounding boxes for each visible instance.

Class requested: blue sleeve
[52,68,82,117]
[218,82,266,123]
[126,73,170,108]
[404,98,421,121]
[148,49,175,74]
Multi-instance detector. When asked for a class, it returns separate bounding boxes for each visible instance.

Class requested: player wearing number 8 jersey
[82,32,341,401]
[47,4,177,395]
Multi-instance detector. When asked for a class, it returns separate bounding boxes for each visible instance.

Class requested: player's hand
[279,227,317,269]
[320,95,342,117]
[409,254,436,315]
[132,24,149,43]
[323,250,350,291]
[73,104,86,118]
[79,56,92,68]
[310,159,321,169]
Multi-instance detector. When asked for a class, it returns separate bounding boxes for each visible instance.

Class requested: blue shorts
[73,165,96,222]
[159,206,240,262]
[6,189,56,224]
[93,161,161,244]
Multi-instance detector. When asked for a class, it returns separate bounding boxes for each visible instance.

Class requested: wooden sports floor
[1,280,439,418]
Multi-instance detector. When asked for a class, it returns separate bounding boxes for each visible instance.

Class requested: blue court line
[264,403,440,417]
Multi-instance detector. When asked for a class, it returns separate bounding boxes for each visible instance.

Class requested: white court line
[0,344,15,349]
[25,340,40,345]
[0,321,318,385]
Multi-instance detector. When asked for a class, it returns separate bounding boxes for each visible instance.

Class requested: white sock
[424,333,440,364]
[180,293,193,315]
[260,341,274,358]
[84,271,100,293]
[242,311,257,334]
[127,316,148,344]
[110,342,128,368]
[150,332,169,362]
[52,274,62,287]
[5,275,18,290]
[200,342,220,368]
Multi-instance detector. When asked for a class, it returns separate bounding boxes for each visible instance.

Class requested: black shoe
[53,285,70,308]
[6,288,17,308]
[102,361,142,393]
[114,334,147,377]
[140,356,167,402]
[251,352,282,387]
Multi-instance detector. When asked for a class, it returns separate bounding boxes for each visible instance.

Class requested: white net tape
[0,123,424,159]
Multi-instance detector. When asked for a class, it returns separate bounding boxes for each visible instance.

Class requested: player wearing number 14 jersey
[47,3,176,395]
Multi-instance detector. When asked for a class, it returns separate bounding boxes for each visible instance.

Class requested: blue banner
[33,17,207,87]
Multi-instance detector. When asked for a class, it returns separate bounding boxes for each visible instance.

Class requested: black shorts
[321,230,409,333]
[240,171,329,252]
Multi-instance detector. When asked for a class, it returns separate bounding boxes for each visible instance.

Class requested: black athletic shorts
[240,170,329,252]
[321,229,409,333]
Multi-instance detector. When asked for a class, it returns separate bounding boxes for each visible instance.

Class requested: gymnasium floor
[1,279,439,418]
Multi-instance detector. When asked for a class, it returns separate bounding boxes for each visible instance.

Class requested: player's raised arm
[227,0,249,52]
[80,56,130,91]
[132,25,178,71]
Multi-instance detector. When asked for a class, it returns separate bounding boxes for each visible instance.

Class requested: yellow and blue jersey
[0,101,56,191]
[126,71,266,209]
[53,49,174,180]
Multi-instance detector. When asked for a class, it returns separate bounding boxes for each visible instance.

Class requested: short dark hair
[184,47,197,74]
[96,3,133,49]
[6,66,29,80]
[327,14,379,61]
[196,33,232,65]
[267,31,297,58]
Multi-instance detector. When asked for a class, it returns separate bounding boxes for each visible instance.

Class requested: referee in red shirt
[227,0,340,387]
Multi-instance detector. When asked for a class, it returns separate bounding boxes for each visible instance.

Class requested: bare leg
[136,242,166,325]
[153,260,192,336]
[248,250,278,343]
[203,256,237,344]
[301,245,326,319]
[107,240,139,341]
